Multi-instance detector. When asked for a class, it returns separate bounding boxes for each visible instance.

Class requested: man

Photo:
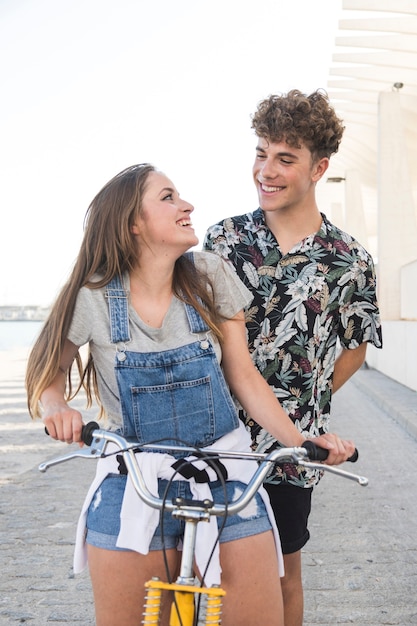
[203,89,382,626]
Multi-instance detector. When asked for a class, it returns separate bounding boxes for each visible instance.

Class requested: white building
[318,0,417,391]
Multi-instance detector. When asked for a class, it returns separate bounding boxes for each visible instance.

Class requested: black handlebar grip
[347,448,359,463]
[81,421,100,446]
[302,440,328,461]
[302,440,359,463]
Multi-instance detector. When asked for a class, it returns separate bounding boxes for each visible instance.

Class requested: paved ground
[303,367,417,626]
[0,349,416,625]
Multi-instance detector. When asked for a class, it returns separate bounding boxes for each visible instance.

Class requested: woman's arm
[40,339,84,444]
[220,312,355,464]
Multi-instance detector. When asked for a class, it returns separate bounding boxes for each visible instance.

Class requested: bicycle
[39,422,367,626]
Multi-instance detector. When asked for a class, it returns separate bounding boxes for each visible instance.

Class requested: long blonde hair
[26,164,224,419]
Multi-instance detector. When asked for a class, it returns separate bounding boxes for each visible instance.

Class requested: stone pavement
[303,367,417,626]
[0,356,416,625]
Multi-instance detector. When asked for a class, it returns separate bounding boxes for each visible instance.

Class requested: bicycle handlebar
[40,422,368,518]
[45,422,359,463]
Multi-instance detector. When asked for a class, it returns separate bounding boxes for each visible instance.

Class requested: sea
[0,321,44,384]
[0,320,43,351]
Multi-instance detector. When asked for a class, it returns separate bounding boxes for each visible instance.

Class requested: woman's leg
[87,545,179,626]
[219,530,284,626]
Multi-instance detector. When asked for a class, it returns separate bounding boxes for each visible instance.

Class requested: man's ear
[312,157,329,183]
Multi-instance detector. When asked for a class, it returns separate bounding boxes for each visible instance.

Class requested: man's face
[252,137,328,214]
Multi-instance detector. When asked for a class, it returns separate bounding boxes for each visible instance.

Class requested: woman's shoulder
[75,274,109,307]
[189,250,227,274]
[189,250,253,309]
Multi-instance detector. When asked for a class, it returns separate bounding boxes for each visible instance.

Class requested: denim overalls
[84,272,273,559]
[105,274,239,454]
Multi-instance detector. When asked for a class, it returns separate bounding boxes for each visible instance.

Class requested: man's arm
[220,312,356,462]
[332,343,367,393]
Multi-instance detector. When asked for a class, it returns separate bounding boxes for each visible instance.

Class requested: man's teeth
[261,184,283,192]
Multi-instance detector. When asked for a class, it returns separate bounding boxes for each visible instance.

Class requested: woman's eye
[162,193,173,201]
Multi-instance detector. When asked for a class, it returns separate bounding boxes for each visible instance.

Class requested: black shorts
[264,482,313,554]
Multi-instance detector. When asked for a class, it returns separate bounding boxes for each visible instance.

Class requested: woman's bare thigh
[87,545,179,626]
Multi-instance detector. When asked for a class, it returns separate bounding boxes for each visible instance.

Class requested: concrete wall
[378,92,417,321]
[366,321,417,392]
[366,258,417,393]
[401,260,417,320]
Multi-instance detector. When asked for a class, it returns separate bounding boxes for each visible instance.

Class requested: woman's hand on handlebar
[309,433,356,465]
[42,402,84,446]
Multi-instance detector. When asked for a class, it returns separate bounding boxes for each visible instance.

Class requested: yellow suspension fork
[143,578,226,626]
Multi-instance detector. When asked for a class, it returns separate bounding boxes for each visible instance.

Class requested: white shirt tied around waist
[73,421,283,586]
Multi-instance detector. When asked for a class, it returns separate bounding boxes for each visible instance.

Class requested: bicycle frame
[39,427,368,625]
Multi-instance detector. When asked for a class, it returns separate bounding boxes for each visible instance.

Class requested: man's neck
[264,205,323,256]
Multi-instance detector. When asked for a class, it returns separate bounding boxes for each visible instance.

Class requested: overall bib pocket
[131,376,216,447]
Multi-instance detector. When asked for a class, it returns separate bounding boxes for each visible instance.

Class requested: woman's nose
[182,200,194,213]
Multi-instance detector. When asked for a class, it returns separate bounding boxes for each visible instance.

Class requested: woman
[26,164,353,626]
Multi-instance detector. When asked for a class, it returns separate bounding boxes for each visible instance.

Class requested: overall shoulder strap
[105,276,131,344]
[181,253,210,334]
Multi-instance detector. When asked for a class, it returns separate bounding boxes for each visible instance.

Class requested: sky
[1,0,344,307]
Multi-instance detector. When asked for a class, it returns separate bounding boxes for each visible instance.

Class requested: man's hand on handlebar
[309,433,356,465]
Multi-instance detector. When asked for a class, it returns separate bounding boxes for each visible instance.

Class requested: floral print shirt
[203,210,383,487]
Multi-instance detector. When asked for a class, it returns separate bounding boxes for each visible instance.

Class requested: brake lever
[38,436,107,473]
[300,460,368,486]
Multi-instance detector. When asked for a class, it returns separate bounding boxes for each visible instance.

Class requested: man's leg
[281,550,303,626]
[264,482,313,626]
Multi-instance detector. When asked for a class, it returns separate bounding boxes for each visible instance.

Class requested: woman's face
[131,171,198,255]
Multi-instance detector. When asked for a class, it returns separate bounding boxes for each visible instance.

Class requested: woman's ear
[130,223,140,235]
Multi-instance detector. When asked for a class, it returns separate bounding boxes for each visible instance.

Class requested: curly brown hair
[251,89,345,160]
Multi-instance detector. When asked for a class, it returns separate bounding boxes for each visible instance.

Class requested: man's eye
[281,159,293,165]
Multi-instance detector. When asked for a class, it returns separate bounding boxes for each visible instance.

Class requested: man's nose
[259,158,276,179]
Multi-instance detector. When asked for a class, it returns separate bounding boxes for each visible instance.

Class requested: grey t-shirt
[68,251,252,428]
